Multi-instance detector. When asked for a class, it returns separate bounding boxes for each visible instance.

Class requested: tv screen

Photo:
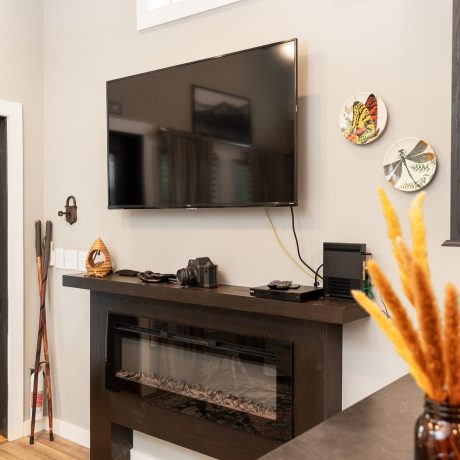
[106,39,297,209]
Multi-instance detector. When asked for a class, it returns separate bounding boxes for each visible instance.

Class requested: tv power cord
[264,207,315,281]
[290,207,323,282]
[313,263,323,288]
[264,207,324,286]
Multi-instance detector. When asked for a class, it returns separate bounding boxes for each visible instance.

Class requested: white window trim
[0,100,24,441]
[137,0,244,30]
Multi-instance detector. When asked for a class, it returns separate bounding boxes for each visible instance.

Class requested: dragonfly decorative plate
[383,137,437,192]
[339,92,388,145]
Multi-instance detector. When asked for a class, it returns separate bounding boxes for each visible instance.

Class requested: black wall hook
[58,196,77,225]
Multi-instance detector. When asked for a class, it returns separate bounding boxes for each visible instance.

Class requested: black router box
[250,285,324,302]
[323,242,366,299]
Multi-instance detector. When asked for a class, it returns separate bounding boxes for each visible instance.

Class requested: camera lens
[176,267,196,286]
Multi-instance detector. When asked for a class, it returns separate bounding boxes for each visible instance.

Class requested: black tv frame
[106,38,298,209]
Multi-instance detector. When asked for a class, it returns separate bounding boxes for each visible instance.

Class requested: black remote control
[268,280,281,289]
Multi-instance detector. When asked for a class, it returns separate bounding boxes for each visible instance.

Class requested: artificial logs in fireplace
[106,313,293,442]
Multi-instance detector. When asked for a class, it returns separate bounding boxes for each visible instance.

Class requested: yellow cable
[264,208,314,280]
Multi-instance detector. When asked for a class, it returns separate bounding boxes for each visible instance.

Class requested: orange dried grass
[378,188,402,241]
[444,284,460,403]
[409,192,429,277]
[352,189,460,403]
[366,260,427,377]
[352,290,433,398]
[412,261,445,401]
[378,188,414,304]
[394,237,415,305]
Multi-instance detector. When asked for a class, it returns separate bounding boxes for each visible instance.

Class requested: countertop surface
[260,374,422,460]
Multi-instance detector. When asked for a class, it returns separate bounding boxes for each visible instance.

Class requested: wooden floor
[0,432,89,459]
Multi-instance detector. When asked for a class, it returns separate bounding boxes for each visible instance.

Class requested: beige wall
[0,0,44,419]
[41,0,454,457]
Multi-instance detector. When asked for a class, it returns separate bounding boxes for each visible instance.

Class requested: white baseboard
[23,418,46,436]
[23,417,90,448]
[131,450,154,460]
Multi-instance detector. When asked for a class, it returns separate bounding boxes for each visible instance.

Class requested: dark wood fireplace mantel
[63,274,366,324]
[63,274,367,460]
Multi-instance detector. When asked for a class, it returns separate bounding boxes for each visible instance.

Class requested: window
[137,0,244,30]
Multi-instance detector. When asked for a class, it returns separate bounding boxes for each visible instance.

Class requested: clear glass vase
[415,397,460,459]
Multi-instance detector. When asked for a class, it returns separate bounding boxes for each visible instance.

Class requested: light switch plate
[55,248,64,269]
[78,251,87,272]
[49,242,55,267]
[64,249,78,270]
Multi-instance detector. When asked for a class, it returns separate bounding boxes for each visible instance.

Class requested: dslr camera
[176,257,218,288]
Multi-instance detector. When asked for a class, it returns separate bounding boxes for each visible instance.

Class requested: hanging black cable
[363,252,390,318]
[314,263,323,287]
[290,207,323,280]
[379,294,391,319]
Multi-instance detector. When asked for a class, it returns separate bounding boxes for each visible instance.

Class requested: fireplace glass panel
[121,335,277,418]
[106,313,293,441]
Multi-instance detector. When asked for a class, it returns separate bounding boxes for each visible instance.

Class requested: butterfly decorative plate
[339,92,388,145]
[383,137,437,192]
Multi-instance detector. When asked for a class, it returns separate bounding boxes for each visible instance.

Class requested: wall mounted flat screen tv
[106,39,297,209]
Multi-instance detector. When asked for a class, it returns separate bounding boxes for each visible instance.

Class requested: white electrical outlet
[78,251,87,272]
[55,248,64,269]
[64,249,78,270]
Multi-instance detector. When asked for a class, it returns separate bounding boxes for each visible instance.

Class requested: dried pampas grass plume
[394,237,415,305]
[409,192,429,277]
[444,284,459,403]
[378,188,414,304]
[351,189,460,403]
[412,260,445,401]
[366,260,427,379]
[352,290,433,398]
[378,187,402,241]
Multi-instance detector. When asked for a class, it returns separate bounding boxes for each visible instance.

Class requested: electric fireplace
[64,274,365,459]
[106,313,293,442]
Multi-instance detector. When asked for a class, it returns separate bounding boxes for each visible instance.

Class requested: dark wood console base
[64,274,367,460]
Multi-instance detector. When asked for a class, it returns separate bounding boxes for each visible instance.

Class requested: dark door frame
[0,117,6,438]
[0,100,24,441]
